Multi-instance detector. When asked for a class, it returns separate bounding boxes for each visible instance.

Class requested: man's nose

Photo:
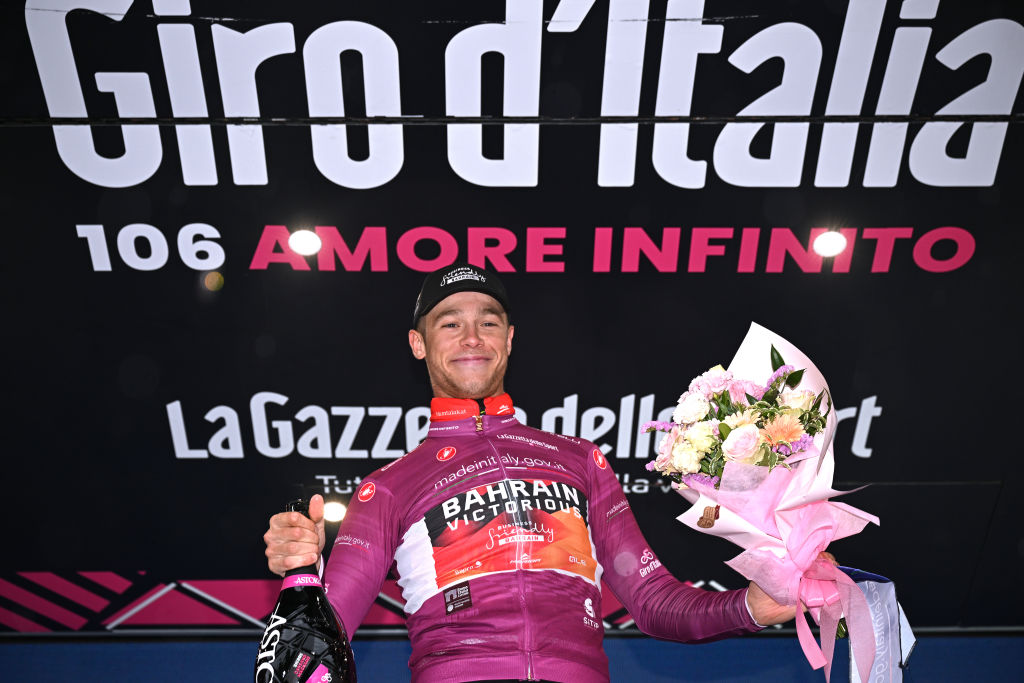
[461,327,482,346]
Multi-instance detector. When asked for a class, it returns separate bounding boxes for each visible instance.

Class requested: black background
[3,0,1022,632]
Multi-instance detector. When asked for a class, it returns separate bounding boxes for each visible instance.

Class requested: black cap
[412,263,511,328]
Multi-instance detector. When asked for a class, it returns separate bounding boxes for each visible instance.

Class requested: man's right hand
[264,493,326,576]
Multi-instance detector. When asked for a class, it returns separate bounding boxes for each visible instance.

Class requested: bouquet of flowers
[642,323,911,683]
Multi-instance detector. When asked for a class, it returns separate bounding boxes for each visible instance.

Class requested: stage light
[203,271,224,291]
[813,231,847,257]
[323,501,347,523]
[288,229,322,256]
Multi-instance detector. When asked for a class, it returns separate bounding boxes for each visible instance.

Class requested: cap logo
[440,267,486,288]
[357,482,376,502]
[437,446,457,461]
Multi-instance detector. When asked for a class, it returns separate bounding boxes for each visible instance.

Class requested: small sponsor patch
[436,446,457,461]
[443,581,473,614]
[357,482,376,502]
[592,448,607,469]
[697,504,720,528]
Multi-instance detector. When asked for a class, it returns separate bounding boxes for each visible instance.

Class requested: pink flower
[728,379,765,405]
[722,424,762,464]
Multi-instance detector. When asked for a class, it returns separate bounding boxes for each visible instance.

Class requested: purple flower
[681,472,721,489]
[774,433,815,456]
[767,364,796,387]
[641,420,676,433]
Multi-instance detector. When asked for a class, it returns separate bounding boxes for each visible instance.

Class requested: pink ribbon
[793,559,875,683]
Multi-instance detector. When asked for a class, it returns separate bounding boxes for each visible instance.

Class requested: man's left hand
[746,551,837,626]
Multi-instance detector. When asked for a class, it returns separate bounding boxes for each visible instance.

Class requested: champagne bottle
[255,499,356,683]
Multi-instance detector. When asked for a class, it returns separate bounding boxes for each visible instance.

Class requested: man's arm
[264,487,399,636]
[586,448,762,643]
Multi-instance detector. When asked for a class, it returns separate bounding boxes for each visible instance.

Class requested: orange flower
[760,413,805,446]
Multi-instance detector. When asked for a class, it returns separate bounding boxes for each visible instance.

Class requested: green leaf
[745,392,759,405]
[762,388,778,405]
[770,345,785,371]
[836,618,848,639]
[785,369,805,388]
[718,423,732,440]
[811,390,824,412]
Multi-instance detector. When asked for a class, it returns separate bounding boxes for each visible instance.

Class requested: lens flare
[812,231,848,257]
[323,501,347,523]
[288,229,322,256]
[203,271,224,291]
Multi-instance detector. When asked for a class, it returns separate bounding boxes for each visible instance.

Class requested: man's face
[408,291,514,399]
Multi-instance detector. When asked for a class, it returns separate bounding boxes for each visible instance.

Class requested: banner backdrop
[3,0,1022,635]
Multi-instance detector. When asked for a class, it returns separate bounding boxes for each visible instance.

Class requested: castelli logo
[357,482,376,502]
[592,448,607,469]
[437,446,457,461]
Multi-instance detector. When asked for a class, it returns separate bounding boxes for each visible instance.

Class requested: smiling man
[264,263,800,683]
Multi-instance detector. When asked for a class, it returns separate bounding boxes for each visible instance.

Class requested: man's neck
[430,394,514,421]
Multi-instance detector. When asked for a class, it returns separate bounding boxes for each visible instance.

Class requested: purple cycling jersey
[323,395,761,682]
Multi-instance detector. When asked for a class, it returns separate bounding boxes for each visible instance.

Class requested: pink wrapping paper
[675,323,879,683]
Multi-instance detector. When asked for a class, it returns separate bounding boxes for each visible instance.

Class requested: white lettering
[445,0,542,186]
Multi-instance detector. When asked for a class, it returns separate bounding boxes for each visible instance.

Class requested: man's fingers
[309,494,325,524]
[268,511,314,532]
[267,551,320,577]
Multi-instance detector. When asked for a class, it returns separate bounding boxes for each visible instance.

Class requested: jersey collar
[430,393,515,421]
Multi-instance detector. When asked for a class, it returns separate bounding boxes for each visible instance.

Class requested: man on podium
[264,263,807,683]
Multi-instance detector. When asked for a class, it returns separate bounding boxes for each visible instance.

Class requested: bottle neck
[284,565,319,578]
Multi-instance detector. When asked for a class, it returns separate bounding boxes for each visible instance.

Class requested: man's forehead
[430,291,506,317]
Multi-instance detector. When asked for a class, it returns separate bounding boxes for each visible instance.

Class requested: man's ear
[409,328,426,359]
[506,324,515,355]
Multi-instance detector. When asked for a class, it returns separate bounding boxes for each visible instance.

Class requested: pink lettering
[525,227,565,272]
[315,226,388,271]
[622,227,680,273]
[687,228,733,273]
[396,226,459,272]
[861,228,914,273]
[593,227,613,272]
[765,228,823,273]
[737,227,759,273]
[249,225,311,271]
[467,227,517,272]
[912,227,975,273]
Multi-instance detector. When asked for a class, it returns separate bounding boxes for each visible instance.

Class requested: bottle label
[282,574,322,589]
[309,663,332,682]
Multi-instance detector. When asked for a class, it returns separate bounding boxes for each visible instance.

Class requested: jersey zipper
[477,412,533,680]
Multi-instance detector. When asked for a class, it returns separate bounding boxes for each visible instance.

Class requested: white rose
[670,441,703,474]
[780,389,816,412]
[685,421,717,453]
[673,392,710,424]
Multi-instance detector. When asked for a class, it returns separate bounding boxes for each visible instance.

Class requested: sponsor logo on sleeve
[436,446,457,462]
[639,547,662,578]
[583,597,601,629]
[592,448,607,469]
[357,482,376,502]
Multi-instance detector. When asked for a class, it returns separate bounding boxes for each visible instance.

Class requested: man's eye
[442,322,458,328]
